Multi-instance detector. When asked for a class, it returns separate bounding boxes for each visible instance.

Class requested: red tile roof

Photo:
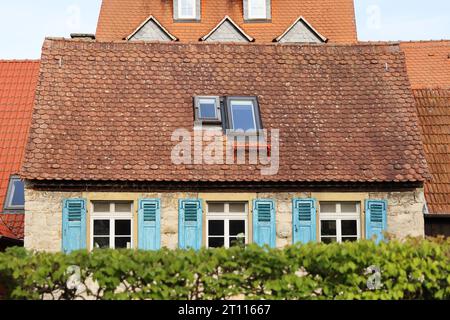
[414,89,450,214]
[0,60,40,240]
[96,0,357,43]
[401,41,450,89]
[0,214,25,240]
[21,39,428,184]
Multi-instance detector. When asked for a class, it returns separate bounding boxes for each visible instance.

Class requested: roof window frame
[3,175,25,213]
[194,96,222,125]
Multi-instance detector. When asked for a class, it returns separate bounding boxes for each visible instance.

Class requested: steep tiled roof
[401,41,450,89]
[0,60,39,240]
[414,89,450,214]
[96,0,357,43]
[21,39,428,183]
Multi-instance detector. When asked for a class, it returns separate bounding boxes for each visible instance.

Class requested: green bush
[0,238,449,300]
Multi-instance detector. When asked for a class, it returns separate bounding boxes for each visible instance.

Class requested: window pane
[180,0,195,17]
[229,202,246,213]
[229,220,245,236]
[115,202,132,213]
[231,101,256,131]
[115,220,131,236]
[341,202,358,213]
[208,220,224,236]
[249,0,266,18]
[321,220,336,236]
[342,237,358,242]
[94,220,110,236]
[208,202,224,213]
[320,202,336,213]
[93,237,109,249]
[10,180,25,206]
[321,237,337,244]
[115,237,132,249]
[341,220,357,236]
[93,202,110,212]
[208,237,225,248]
[199,99,217,119]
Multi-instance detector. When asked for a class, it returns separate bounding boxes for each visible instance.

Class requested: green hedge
[0,238,449,300]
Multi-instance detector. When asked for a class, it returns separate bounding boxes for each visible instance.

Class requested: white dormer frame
[274,16,328,43]
[200,16,255,42]
[126,15,178,41]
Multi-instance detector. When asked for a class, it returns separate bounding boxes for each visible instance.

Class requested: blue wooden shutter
[253,199,276,248]
[292,198,316,244]
[365,200,387,244]
[178,199,202,250]
[62,198,87,253]
[138,199,161,250]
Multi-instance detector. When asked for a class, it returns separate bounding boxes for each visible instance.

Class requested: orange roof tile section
[22,39,428,183]
[414,89,450,214]
[96,0,357,43]
[0,60,39,239]
[401,41,450,90]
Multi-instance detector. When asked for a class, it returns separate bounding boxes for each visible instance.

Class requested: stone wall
[369,189,425,238]
[24,187,425,252]
[24,189,82,252]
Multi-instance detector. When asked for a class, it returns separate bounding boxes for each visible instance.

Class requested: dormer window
[244,0,271,21]
[174,0,200,21]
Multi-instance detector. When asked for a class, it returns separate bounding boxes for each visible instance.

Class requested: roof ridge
[0,59,40,63]
[43,37,403,50]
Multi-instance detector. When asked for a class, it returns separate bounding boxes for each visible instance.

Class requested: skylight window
[4,175,25,212]
[226,97,262,133]
[194,96,222,124]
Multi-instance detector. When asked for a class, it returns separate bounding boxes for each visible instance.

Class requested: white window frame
[90,202,134,250]
[206,202,249,248]
[319,202,361,243]
[248,0,267,20]
[178,0,197,19]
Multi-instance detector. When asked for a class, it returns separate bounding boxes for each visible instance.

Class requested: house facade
[22,37,428,252]
[0,0,445,252]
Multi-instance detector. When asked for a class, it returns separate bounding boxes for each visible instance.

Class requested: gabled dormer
[274,17,327,44]
[200,16,254,43]
[126,15,178,42]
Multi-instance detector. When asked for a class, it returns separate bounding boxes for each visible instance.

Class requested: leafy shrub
[0,238,448,300]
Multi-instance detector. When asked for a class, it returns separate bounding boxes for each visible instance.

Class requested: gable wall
[130,20,172,41]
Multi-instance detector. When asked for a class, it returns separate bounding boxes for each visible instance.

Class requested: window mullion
[225,219,230,248]
[110,219,114,249]
[337,220,342,243]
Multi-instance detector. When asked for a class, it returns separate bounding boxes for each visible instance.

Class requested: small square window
[225,97,262,133]
[175,0,200,20]
[245,0,271,21]
[194,96,221,124]
[4,175,25,212]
